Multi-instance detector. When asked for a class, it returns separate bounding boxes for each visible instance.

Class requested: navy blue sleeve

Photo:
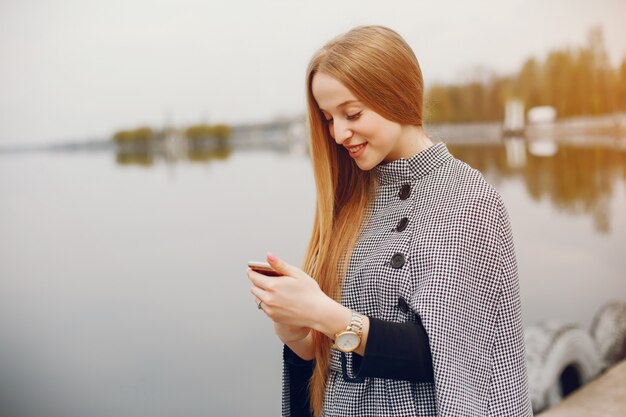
[283,344,314,417]
[351,316,434,382]
[284,316,434,413]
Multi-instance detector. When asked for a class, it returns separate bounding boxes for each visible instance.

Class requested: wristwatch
[333,310,365,353]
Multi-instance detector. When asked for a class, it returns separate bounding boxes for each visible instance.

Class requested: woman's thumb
[266,251,293,275]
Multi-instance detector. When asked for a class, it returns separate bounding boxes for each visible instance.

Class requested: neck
[384,125,434,163]
[411,126,434,154]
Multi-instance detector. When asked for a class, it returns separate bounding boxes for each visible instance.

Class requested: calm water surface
[0,139,624,416]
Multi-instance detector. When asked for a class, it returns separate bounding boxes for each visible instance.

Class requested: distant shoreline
[2,112,625,155]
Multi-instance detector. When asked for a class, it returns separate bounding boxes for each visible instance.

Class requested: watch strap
[334,310,365,341]
[348,311,364,336]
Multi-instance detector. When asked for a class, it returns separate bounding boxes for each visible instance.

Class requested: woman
[248,25,531,417]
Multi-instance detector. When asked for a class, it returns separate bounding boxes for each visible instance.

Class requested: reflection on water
[115,139,233,167]
[116,138,626,233]
[448,140,626,234]
[116,151,154,166]
[186,147,231,163]
[112,135,626,236]
[0,136,624,417]
[115,147,233,166]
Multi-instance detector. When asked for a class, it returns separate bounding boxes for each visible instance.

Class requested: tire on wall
[524,321,603,413]
[590,301,626,369]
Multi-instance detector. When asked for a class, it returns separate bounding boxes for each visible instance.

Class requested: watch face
[336,331,360,352]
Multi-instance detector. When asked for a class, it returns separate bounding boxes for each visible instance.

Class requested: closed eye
[346,111,362,121]
[322,111,362,126]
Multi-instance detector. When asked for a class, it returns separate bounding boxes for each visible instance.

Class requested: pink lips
[346,143,367,159]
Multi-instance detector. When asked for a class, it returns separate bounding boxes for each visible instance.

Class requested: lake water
[0,138,625,416]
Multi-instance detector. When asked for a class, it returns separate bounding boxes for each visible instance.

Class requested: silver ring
[257,300,263,310]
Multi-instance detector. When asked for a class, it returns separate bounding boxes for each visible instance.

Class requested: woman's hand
[273,322,311,344]
[248,252,330,329]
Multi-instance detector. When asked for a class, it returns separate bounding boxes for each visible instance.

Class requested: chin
[354,158,376,171]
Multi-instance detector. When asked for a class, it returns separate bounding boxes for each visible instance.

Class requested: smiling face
[311,71,421,171]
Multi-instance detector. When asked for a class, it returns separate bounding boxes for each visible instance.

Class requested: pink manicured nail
[266,251,278,262]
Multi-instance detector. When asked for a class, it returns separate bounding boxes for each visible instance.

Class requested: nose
[332,120,353,145]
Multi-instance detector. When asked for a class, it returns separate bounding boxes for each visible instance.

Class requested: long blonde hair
[301,25,425,417]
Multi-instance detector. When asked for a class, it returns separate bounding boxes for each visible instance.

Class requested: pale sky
[1,0,625,146]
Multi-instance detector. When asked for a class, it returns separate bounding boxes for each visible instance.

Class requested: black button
[390,253,405,269]
[397,296,410,313]
[399,184,411,200]
[395,217,409,232]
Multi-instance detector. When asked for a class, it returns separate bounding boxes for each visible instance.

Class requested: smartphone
[248,261,282,277]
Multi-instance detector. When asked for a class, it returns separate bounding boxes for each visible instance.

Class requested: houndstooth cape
[282,142,532,416]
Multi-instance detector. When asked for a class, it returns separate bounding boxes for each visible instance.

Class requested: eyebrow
[318,99,360,112]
